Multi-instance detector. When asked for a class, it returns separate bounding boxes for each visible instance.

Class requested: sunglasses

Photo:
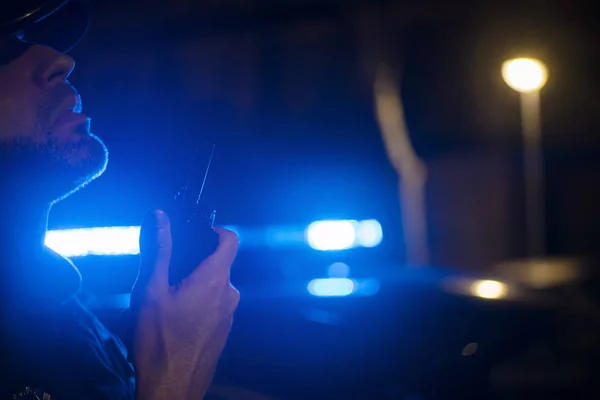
[0,0,90,65]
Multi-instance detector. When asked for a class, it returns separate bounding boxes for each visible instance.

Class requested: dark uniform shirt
[0,248,135,399]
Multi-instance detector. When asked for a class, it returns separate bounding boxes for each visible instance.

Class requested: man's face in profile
[0,43,107,202]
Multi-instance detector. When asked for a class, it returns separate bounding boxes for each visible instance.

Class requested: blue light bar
[356,219,383,248]
[45,226,141,257]
[305,219,383,251]
[307,277,381,297]
[45,219,383,257]
[307,278,356,297]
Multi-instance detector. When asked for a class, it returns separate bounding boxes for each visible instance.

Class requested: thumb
[138,209,172,295]
[192,226,239,280]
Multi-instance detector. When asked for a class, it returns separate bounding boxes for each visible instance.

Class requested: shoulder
[61,296,136,396]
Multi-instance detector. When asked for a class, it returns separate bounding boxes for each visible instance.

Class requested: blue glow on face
[307,278,356,297]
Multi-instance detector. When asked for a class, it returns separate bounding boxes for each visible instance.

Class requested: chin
[79,132,109,181]
[51,131,109,204]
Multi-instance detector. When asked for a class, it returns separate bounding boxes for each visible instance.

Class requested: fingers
[211,227,240,267]
[189,227,239,283]
[139,209,172,297]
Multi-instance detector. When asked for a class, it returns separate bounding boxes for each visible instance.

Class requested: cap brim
[19,0,90,53]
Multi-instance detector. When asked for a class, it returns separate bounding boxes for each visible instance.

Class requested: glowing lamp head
[471,279,507,300]
[501,58,548,93]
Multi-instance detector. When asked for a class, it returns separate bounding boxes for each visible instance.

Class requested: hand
[130,209,240,400]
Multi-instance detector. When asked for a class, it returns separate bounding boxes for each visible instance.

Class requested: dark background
[51,0,600,264]
[44,1,600,398]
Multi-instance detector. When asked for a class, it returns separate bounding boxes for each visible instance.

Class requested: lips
[53,109,89,131]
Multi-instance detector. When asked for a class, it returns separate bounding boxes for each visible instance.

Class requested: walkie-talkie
[167,143,219,286]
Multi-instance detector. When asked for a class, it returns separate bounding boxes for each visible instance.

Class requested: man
[0,1,240,398]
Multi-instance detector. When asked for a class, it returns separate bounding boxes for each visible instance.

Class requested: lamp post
[501,58,549,257]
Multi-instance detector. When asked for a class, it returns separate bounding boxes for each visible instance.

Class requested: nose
[33,45,76,88]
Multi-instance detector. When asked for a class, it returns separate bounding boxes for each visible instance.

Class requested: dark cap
[1,0,90,64]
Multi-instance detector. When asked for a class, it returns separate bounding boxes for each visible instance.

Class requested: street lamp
[502,57,548,257]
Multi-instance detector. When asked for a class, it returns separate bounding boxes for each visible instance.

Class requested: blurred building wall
[426,149,518,270]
